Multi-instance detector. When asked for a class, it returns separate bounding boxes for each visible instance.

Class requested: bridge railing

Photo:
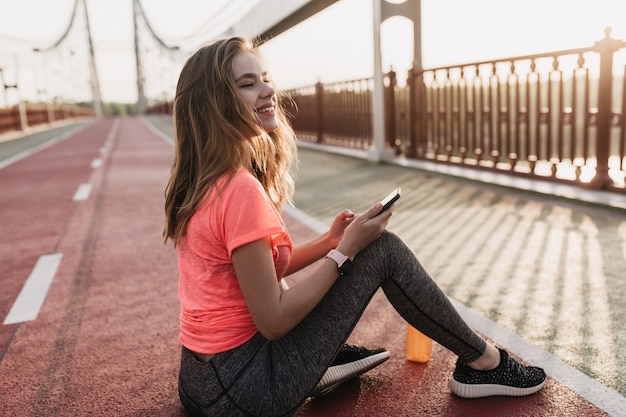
[285,30,626,192]
[145,101,173,116]
[0,103,95,135]
[283,78,377,150]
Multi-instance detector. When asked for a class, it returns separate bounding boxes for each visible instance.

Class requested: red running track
[0,118,614,416]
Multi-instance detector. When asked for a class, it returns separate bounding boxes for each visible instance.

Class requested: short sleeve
[219,172,286,255]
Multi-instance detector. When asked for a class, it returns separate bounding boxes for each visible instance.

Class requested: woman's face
[232,51,278,132]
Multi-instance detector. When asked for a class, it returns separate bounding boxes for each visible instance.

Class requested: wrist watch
[325,249,353,276]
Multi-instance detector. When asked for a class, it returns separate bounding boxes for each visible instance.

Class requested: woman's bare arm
[233,203,392,341]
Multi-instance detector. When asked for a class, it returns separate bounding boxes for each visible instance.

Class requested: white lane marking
[3,253,63,325]
[284,203,626,417]
[91,158,102,169]
[73,183,92,201]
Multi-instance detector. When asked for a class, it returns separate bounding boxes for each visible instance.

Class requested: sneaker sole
[310,351,390,397]
[450,379,547,399]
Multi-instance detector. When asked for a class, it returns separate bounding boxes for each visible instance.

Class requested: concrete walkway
[287,145,626,414]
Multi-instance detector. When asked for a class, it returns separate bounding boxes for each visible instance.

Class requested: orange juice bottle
[406,324,432,362]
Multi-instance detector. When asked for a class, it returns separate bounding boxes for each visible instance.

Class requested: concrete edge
[451,299,626,417]
[296,141,626,212]
[139,116,174,145]
[0,123,92,171]
[0,119,88,144]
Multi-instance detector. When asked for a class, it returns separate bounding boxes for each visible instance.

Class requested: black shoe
[310,344,390,397]
[450,348,547,398]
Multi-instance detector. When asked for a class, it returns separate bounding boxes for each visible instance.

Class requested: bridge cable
[32,0,80,53]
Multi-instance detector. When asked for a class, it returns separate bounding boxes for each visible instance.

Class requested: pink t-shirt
[178,169,292,354]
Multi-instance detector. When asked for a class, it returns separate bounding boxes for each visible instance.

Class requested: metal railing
[283,78,377,149]
[0,103,95,135]
[285,29,626,192]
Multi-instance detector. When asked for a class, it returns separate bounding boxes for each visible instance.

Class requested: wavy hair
[163,37,297,245]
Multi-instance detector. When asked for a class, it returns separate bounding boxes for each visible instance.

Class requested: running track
[0,117,622,416]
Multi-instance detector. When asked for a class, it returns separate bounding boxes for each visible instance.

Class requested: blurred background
[1,0,626,111]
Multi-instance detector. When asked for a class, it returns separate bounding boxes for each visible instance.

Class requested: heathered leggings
[178,231,487,417]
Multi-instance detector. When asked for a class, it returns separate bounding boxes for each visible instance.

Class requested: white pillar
[369,0,423,162]
[368,0,393,162]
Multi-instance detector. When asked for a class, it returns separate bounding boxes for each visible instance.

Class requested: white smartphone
[379,187,401,214]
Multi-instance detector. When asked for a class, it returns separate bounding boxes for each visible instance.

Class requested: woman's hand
[327,209,356,248]
[336,202,393,259]
[234,204,393,341]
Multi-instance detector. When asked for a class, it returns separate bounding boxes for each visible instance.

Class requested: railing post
[10,105,20,131]
[47,101,55,124]
[385,68,397,150]
[17,101,28,131]
[315,81,324,143]
[407,65,415,158]
[407,62,426,159]
[407,63,421,158]
[590,27,624,189]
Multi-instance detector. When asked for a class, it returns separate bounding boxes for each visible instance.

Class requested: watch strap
[325,249,353,276]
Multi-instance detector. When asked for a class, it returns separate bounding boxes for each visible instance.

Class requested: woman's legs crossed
[236,231,489,411]
[179,231,493,416]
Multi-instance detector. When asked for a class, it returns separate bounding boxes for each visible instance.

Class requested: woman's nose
[261,83,275,98]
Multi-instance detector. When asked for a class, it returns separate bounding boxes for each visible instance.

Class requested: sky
[1,0,626,104]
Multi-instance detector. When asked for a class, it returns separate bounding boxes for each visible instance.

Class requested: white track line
[3,121,114,327]
[73,183,92,201]
[3,253,63,325]
[282,203,626,417]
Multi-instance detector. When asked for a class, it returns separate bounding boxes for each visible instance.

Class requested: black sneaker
[310,344,390,397]
[450,348,547,398]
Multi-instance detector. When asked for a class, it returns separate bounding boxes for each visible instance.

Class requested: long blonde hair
[163,37,297,245]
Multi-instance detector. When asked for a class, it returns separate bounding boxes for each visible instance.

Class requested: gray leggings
[178,231,486,417]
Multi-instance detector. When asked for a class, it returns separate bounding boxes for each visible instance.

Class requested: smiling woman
[233,51,278,132]
[163,36,546,417]
[2,0,626,105]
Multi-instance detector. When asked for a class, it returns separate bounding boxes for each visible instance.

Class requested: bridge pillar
[369,0,422,162]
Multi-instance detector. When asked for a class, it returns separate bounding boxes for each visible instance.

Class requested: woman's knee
[368,231,409,261]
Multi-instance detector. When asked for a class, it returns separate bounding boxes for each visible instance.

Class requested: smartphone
[380,187,401,213]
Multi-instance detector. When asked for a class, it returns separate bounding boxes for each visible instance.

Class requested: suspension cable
[135,0,179,51]
[32,0,80,53]
[136,0,260,50]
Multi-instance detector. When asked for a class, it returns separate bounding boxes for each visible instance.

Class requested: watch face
[340,258,353,275]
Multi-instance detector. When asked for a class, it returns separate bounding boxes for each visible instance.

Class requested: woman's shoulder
[195,169,264,221]
[222,168,262,193]
[228,168,258,183]
[212,169,267,206]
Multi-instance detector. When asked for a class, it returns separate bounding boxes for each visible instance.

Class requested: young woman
[163,37,546,417]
